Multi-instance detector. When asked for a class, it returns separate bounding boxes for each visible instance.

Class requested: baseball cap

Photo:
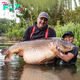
[62,31,74,38]
[38,12,49,20]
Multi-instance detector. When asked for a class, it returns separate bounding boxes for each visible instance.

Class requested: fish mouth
[72,46,75,50]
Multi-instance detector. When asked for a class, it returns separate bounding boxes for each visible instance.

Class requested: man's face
[37,17,48,29]
[63,35,74,43]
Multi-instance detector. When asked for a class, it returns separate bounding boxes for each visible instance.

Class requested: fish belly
[23,49,55,64]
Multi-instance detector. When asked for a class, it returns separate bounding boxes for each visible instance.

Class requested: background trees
[13,0,80,25]
[0,0,80,47]
[0,18,16,34]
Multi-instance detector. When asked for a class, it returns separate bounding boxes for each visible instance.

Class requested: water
[0,47,80,80]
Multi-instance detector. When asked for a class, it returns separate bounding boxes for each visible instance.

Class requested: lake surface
[0,46,80,80]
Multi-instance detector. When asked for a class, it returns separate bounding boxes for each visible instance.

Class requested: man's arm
[48,42,75,62]
[53,50,74,62]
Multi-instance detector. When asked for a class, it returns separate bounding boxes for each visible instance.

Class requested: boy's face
[63,35,74,43]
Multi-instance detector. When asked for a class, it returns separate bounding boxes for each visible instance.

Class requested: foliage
[8,0,80,26]
[1,0,80,46]
[0,22,6,33]
[0,18,16,33]
[5,23,24,41]
[55,21,80,48]
[62,7,80,24]
[15,0,59,25]
[5,18,31,41]
[5,20,80,49]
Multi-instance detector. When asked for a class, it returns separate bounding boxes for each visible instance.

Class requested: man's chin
[40,24,45,27]
[40,26,45,29]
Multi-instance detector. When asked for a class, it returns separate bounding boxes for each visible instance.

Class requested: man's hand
[18,51,23,57]
[48,42,57,52]
[48,42,59,58]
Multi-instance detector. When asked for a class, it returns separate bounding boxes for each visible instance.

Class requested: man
[23,12,56,41]
[48,31,78,65]
[18,12,56,57]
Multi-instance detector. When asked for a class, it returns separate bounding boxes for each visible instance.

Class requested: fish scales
[1,37,75,64]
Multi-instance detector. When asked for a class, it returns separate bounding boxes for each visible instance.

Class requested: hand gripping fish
[1,37,75,64]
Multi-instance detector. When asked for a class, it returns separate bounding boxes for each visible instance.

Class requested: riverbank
[0,36,20,45]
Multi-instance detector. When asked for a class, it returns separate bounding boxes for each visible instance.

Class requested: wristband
[60,52,63,56]
[57,47,63,56]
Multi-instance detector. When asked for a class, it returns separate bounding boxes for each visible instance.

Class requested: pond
[0,46,80,80]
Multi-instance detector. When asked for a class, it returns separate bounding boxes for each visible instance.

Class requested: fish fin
[38,58,47,65]
[1,47,9,55]
[4,52,13,62]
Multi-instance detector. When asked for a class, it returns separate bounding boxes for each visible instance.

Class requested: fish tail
[1,47,9,55]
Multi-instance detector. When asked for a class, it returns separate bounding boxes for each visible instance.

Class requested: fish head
[57,39,75,53]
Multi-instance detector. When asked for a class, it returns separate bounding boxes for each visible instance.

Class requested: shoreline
[0,36,20,45]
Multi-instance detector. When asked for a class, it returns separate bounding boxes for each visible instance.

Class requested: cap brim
[62,34,74,38]
[38,16,48,19]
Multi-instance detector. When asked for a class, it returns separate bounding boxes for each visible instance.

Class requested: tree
[9,0,80,25]
[11,0,59,25]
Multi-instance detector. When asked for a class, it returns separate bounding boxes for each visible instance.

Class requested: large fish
[1,37,75,64]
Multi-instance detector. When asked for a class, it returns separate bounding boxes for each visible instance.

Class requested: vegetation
[5,18,31,41]
[13,0,80,25]
[0,18,15,33]
[0,0,80,48]
[55,21,80,48]
[2,20,80,48]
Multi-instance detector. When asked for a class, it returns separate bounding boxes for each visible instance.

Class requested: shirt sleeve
[48,27,56,37]
[23,26,33,41]
[69,45,78,56]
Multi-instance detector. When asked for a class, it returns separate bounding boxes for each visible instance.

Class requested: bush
[5,23,26,41]
[5,19,32,41]
[55,21,80,48]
